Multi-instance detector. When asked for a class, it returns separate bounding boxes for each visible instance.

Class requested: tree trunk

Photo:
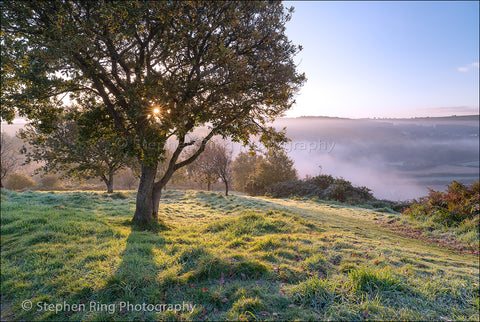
[106,173,114,193]
[207,181,211,191]
[101,174,114,193]
[224,180,229,196]
[133,165,157,225]
[152,184,163,220]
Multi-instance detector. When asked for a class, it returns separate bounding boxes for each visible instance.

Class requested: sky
[283,1,480,118]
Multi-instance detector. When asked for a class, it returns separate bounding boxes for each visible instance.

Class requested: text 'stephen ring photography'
[1,1,478,321]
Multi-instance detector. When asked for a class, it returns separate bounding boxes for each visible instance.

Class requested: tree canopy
[232,149,297,196]
[1,1,305,224]
[18,105,130,193]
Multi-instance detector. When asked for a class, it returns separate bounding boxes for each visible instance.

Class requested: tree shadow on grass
[70,219,185,320]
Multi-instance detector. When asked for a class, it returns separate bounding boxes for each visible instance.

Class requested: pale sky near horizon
[283,1,479,118]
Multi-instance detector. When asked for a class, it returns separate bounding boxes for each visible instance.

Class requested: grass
[1,189,479,321]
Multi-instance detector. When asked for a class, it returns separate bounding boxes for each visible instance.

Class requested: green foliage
[231,152,263,192]
[232,149,297,195]
[267,174,374,203]
[304,253,329,276]
[1,1,305,222]
[19,110,129,193]
[306,174,335,190]
[250,149,298,195]
[404,181,479,227]
[4,173,35,190]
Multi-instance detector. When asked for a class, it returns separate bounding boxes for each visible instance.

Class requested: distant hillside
[282,114,480,122]
[380,114,479,122]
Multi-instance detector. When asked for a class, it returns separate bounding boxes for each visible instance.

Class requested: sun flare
[153,108,160,114]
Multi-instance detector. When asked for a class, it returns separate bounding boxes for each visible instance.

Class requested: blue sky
[283,1,479,118]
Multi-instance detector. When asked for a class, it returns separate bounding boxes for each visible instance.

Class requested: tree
[188,140,232,194]
[210,141,233,196]
[19,107,130,193]
[187,142,219,191]
[232,148,297,195]
[231,151,264,192]
[254,149,298,192]
[1,1,305,225]
[0,132,20,187]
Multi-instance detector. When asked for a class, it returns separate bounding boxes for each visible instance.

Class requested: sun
[153,108,160,114]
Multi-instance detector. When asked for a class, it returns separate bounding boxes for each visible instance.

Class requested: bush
[325,178,373,202]
[267,175,374,203]
[404,181,479,227]
[265,180,321,198]
[4,173,36,191]
[305,174,335,190]
[36,175,61,190]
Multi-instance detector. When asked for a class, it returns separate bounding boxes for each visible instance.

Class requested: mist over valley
[270,115,479,200]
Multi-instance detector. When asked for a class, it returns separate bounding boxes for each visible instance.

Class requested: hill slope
[1,190,478,321]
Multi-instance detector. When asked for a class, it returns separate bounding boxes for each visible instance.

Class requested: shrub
[36,175,61,190]
[267,174,374,203]
[404,181,479,227]
[4,173,36,190]
[305,174,335,190]
[266,179,321,198]
[325,178,373,202]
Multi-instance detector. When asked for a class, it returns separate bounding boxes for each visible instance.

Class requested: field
[1,189,479,321]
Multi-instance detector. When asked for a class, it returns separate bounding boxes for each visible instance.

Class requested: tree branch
[154,130,215,189]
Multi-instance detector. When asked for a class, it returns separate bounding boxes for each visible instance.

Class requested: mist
[3,115,478,201]
[271,116,479,201]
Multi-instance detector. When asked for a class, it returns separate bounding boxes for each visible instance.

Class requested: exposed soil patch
[378,218,479,256]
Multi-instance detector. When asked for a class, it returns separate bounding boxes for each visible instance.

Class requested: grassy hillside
[1,189,478,321]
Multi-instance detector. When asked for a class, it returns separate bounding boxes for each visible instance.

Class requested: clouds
[458,62,480,72]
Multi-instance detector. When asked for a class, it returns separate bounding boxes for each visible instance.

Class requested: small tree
[187,143,220,191]
[19,108,130,193]
[232,152,264,192]
[255,149,298,189]
[209,141,233,195]
[186,140,232,194]
[232,149,297,195]
[0,132,20,188]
